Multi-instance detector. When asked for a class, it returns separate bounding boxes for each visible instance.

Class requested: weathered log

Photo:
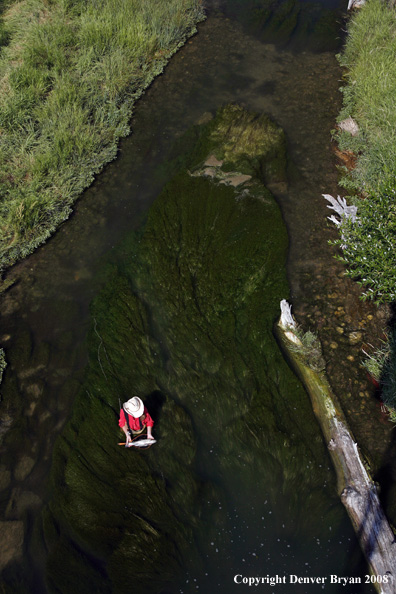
[276,300,396,594]
[347,0,366,10]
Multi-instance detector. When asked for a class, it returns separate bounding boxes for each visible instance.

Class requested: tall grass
[333,0,396,304]
[0,0,205,273]
[337,0,396,192]
[335,0,396,419]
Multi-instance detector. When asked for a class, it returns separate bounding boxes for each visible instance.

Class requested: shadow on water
[0,0,391,592]
[373,302,396,521]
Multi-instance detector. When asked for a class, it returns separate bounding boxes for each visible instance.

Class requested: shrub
[334,182,396,304]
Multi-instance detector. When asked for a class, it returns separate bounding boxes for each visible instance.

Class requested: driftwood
[347,0,366,10]
[338,117,359,137]
[276,300,396,594]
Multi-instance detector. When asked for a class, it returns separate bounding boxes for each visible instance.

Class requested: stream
[1,1,395,592]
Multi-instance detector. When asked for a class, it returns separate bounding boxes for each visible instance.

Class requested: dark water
[0,0,393,592]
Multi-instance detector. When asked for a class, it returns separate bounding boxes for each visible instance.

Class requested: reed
[0,0,205,273]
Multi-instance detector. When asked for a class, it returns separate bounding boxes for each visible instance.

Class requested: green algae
[41,106,340,592]
[207,104,286,180]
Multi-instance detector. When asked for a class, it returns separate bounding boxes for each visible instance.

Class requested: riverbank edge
[275,303,396,592]
[333,0,396,418]
[0,1,206,280]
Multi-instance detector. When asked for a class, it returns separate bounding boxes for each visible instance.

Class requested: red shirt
[118,406,154,430]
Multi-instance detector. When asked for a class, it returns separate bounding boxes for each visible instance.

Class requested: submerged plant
[40,107,337,593]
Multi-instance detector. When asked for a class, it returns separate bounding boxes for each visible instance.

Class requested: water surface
[0,1,392,591]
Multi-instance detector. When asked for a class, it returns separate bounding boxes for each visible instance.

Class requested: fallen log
[275,300,396,594]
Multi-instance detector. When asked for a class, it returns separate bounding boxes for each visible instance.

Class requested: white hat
[124,397,144,418]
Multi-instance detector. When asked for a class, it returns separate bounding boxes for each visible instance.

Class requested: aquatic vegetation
[208,104,286,180]
[166,103,287,185]
[0,0,205,274]
[39,107,339,593]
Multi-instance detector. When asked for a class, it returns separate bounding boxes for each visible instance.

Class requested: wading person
[119,396,154,445]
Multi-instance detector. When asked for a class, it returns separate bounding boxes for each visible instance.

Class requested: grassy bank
[337,0,396,193]
[335,0,396,415]
[0,0,205,274]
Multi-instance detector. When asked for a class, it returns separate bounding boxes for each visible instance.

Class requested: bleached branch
[323,194,358,248]
[280,299,296,330]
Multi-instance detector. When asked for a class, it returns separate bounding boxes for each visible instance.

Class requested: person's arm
[143,407,154,439]
[119,409,131,445]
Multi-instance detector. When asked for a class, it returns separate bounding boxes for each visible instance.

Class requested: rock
[26,401,38,416]
[204,154,223,167]
[0,465,11,491]
[17,364,45,380]
[25,383,43,399]
[202,167,217,178]
[0,521,24,571]
[0,413,13,441]
[14,456,35,481]
[219,173,252,187]
[195,112,213,125]
[338,117,359,136]
[347,0,365,10]
[348,331,362,345]
[5,488,42,520]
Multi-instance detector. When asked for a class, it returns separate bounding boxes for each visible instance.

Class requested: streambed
[0,1,393,592]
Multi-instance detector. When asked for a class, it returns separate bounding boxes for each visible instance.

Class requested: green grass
[337,0,396,192]
[333,0,396,304]
[0,0,205,274]
[335,0,396,419]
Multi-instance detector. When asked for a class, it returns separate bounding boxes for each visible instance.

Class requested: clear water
[0,1,393,592]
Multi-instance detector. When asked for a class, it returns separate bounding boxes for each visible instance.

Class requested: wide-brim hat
[124,397,144,418]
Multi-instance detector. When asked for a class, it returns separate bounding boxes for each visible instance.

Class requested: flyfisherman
[119,396,154,446]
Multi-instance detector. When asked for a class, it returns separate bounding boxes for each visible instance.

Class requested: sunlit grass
[335,0,396,421]
[0,0,205,272]
[337,0,396,191]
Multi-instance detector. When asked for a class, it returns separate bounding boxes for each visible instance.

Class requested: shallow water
[0,0,394,591]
